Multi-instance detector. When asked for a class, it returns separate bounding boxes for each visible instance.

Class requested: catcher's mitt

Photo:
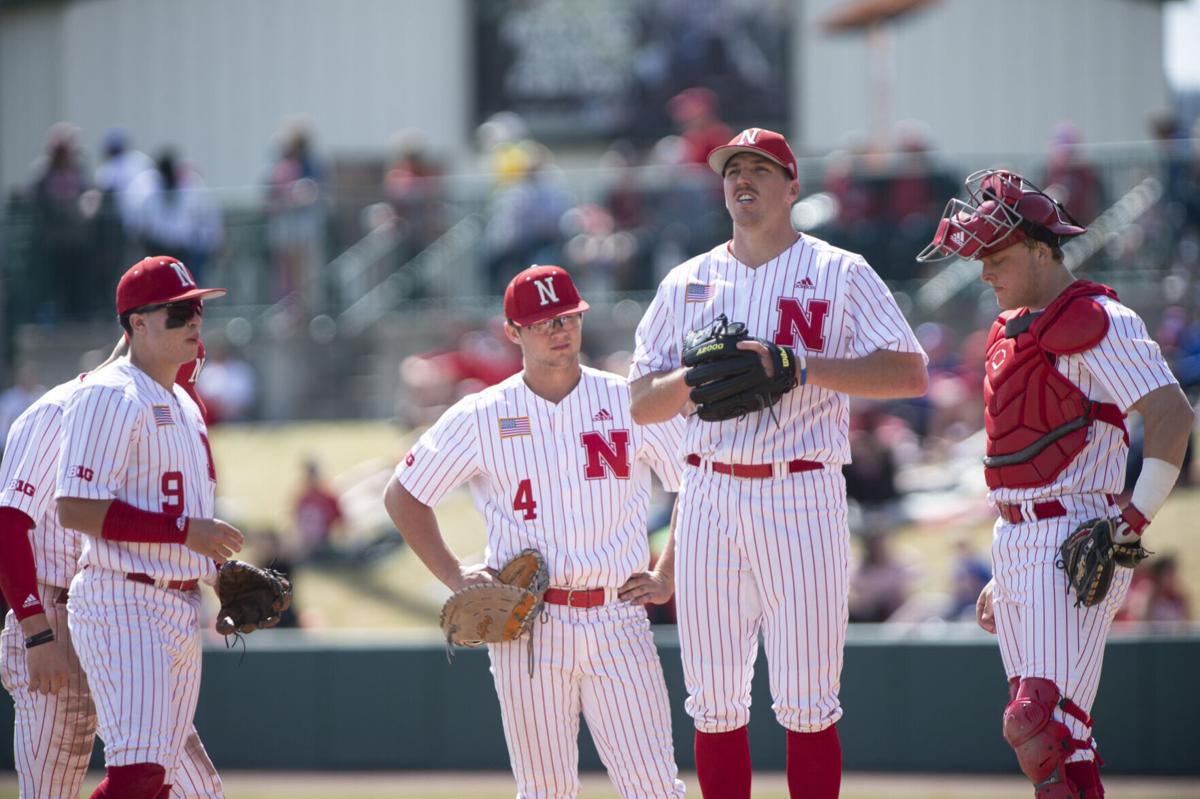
[1056,517,1150,608]
[440,548,549,649]
[215,560,293,635]
[682,314,797,422]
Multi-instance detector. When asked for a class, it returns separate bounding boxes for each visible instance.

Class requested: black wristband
[24,629,55,649]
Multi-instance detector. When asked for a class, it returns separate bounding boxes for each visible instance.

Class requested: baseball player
[629,128,928,799]
[54,255,244,799]
[383,265,687,799]
[0,337,223,799]
[918,170,1194,799]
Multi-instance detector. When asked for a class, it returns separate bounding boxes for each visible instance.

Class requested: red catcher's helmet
[916,169,1086,262]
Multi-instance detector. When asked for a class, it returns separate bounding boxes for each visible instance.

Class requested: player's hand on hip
[26,635,71,695]
[446,562,499,593]
[184,518,244,562]
[618,569,674,605]
[976,579,996,635]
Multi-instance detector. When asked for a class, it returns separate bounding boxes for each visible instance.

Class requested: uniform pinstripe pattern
[630,236,924,464]
[52,357,221,789]
[56,359,217,583]
[68,571,205,773]
[676,466,849,733]
[397,367,685,797]
[1,588,222,798]
[1,373,223,797]
[988,295,1178,766]
[990,297,1178,505]
[0,379,85,589]
[991,503,1132,761]
[1,585,93,799]
[631,235,920,738]
[399,367,684,584]
[489,601,685,798]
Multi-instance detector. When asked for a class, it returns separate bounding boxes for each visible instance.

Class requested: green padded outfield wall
[2,631,1197,774]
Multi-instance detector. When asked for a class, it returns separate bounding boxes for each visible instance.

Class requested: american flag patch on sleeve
[685,283,714,303]
[152,405,174,427]
[498,416,532,439]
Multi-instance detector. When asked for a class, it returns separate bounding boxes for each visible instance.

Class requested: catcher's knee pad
[95,763,166,799]
[1002,678,1088,796]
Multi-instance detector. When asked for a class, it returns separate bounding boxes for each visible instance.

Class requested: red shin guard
[695,727,751,799]
[786,726,842,799]
[1065,760,1104,798]
[90,763,166,799]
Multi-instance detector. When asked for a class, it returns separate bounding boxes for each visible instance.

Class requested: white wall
[1,0,1172,195]
[1,0,471,194]
[799,0,1171,154]
[0,3,64,194]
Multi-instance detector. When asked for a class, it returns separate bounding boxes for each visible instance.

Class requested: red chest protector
[982,280,1128,490]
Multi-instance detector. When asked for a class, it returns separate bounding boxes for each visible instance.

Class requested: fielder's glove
[215,560,293,635]
[440,548,549,649]
[1057,516,1150,608]
[682,314,797,422]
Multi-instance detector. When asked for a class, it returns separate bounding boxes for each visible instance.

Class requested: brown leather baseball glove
[440,549,549,650]
[1057,517,1150,608]
[215,559,293,635]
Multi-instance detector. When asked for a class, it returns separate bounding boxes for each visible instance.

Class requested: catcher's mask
[916,169,1086,262]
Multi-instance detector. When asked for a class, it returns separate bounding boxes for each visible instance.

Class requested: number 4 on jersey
[512,479,537,520]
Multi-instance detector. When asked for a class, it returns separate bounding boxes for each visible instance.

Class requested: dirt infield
[4,770,1198,799]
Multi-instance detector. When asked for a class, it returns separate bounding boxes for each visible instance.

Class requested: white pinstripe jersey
[631,235,925,464]
[0,377,86,589]
[56,358,218,582]
[396,366,685,587]
[990,296,1179,504]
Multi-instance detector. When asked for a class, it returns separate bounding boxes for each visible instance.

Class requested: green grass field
[207,420,1200,632]
[2,771,1199,799]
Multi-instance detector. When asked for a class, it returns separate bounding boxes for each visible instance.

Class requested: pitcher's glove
[1056,517,1151,608]
[215,560,293,635]
[682,314,797,422]
[440,548,549,648]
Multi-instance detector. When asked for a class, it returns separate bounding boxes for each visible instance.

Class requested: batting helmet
[916,169,1086,262]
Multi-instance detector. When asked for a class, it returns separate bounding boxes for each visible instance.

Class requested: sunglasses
[129,299,204,328]
[518,313,582,335]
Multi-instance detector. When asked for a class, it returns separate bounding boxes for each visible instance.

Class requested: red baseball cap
[116,255,226,315]
[503,265,589,327]
[707,128,798,179]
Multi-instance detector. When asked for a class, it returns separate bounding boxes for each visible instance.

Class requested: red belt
[996,500,1067,524]
[55,586,69,605]
[996,493,1116,524]
[686,454,822,479]
[126,573,199,591]
[543,587,607,608]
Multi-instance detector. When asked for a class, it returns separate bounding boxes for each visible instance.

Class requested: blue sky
[1166,0,1200,89]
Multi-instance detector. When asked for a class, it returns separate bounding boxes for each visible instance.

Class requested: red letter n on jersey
[580,430,631,480]
[775,298,830,352]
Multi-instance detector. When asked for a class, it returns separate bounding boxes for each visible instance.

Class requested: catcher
[384,265,687,798]
[921,169,1194,799]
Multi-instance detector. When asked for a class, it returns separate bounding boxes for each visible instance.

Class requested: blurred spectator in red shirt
[666,87,731,168]
[294,459,345,562]
[1120,554,1191,626]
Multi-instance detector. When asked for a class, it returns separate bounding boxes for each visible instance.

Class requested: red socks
[786,726,842,799]
[1065,760,1104,798]
[695,727,752,799]
[90,763,166,799]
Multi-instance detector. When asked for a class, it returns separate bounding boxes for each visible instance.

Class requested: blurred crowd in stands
[3,93,1200,630]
